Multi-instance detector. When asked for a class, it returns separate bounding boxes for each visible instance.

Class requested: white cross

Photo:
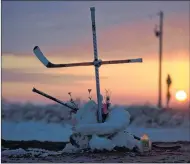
[33,7,143,123]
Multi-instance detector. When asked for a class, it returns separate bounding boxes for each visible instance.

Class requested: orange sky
[2,2,189,108]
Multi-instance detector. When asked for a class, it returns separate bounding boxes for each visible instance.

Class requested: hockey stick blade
[33,46,94,68]
[33,46,53,68]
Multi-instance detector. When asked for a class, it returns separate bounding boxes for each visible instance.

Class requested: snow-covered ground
[1,100,190,163]
[1,147,74,158]
[2,121,190,143]
[2,100,190,143]
[2,121,73,142]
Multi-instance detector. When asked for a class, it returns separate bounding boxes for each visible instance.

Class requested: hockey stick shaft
[101,58,143,65]
[47,62,94,68]
[90,7,102,123]
[32,87,78,112]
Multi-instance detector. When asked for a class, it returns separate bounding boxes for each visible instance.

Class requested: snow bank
[2,121,73,142]
[2,100,190,128]
[2,100,189,129]
[3,120,189,143]
[125,105,190,128]
[2,148,27,156]
[2,100,190,144]
[2,101,71,123]
[127,127,190,142]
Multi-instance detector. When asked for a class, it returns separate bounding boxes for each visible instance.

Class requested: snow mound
[89,135,115,151]
[74,100,98,124]
[75,106,130,135]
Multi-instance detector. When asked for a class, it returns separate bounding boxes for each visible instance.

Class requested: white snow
[73,100,98,125]
[127,127,190,142]
[111,130,141,149]
[2,148,27,156]
[70,102,139,150]
[1,148,69,158]
[75,106,130,135]
[2,121,73,142]
[89,135,115,151]
[3,120,189,143]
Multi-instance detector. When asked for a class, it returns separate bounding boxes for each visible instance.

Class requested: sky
[2,1,190,107]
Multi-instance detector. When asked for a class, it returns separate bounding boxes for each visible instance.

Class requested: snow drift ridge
[2,101,189,128]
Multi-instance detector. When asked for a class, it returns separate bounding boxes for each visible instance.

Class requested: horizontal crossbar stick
[101,58,143,65]
[32,87,78,113]
[33,46,142,68]
[47,62,93,68]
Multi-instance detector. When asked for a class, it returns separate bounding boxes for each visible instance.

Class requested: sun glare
[175,90,187,102]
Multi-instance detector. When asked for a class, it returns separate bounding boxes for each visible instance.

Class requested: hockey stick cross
[33,7,143,123]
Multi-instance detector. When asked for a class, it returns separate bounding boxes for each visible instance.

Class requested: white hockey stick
[33,46,93,68]
[33,46,142,68]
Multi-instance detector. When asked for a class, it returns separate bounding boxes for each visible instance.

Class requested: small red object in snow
[102,103,108,114]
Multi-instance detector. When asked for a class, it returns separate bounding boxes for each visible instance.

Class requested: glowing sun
[175,90,187,102]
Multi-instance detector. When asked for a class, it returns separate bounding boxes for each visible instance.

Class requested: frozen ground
[2,142,190,163]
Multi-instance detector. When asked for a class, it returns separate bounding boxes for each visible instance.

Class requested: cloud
[2,1,189,60]
[3,11,188,63]
[2,68,108,85]
[37,12,188,62]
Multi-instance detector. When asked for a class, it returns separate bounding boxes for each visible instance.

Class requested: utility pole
[155,11,164,108]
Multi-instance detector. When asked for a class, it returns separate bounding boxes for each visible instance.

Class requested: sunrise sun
[175,90,187,102]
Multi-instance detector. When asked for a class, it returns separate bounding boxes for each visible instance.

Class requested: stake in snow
[32,7,145,151]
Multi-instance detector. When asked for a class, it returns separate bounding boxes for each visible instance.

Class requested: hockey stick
[33,46,143,68]
[32,87,78,113]
[33,46,93,68]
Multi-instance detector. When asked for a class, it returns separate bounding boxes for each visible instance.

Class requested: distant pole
[155,11,164,108]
